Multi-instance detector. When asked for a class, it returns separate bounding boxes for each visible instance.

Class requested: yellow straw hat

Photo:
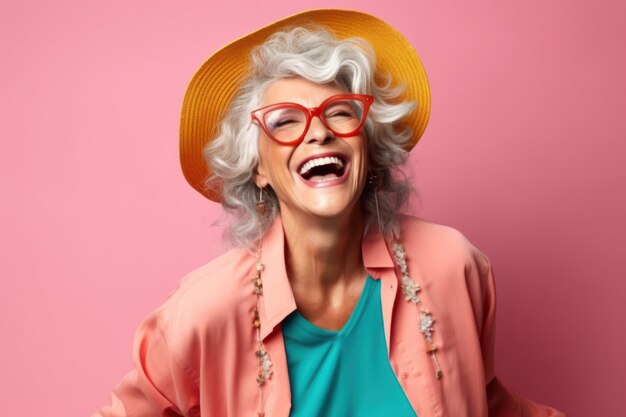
[180,9,430,201]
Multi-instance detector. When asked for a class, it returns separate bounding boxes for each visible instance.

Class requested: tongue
[308,173,339,182]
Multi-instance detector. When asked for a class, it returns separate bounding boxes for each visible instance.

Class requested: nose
[304,115,334,145]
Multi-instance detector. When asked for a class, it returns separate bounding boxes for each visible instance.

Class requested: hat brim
[180,8,430,201]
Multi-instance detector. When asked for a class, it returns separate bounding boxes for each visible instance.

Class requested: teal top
[281,275,417,417]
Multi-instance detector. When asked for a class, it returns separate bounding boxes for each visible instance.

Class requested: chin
[299,194,362,220]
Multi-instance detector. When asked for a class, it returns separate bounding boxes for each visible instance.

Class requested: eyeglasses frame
[250,93,374,146]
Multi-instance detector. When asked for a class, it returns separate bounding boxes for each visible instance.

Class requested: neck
[280,208,366,292]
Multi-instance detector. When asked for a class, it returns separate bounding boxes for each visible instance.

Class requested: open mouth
[298,155,347,183]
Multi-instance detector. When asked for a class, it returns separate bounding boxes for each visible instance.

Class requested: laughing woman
[94,9,564,417]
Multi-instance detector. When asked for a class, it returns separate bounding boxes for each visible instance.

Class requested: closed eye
[265,108,305,131]
[327,110,356,118]
[324,100,361,120]
[272,118,298,127]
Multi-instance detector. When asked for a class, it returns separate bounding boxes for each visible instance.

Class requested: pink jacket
[94,215,564,417]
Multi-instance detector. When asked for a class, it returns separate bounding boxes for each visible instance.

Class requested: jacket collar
[258,215,395,339]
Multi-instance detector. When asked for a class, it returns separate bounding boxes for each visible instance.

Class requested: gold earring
[256,187,266,216]
[369,173,382,233]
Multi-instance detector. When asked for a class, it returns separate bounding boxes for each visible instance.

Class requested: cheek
[353,140,369,177]
[257,140,293,183]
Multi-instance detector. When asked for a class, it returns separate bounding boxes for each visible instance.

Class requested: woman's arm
[92,310,199,417]
[472,248,565,417]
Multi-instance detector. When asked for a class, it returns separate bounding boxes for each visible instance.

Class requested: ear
[254,163,269,189]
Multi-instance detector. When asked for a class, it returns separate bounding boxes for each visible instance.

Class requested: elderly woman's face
[255,77,368,223]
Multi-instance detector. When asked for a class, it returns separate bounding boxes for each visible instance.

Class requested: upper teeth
[299,156,344,175]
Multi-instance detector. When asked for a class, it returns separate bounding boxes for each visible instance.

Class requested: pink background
[1,0,624,415]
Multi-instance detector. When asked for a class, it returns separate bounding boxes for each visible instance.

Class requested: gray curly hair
[205,26,417,248]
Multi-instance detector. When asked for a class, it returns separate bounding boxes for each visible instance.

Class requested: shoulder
[170,246,256,318]
[397,215,493,313]
[398,214,490,273]
[397,215,495,329]
[176,246,255,298]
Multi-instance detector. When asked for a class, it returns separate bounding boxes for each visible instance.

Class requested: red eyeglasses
[251,93,374,146]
